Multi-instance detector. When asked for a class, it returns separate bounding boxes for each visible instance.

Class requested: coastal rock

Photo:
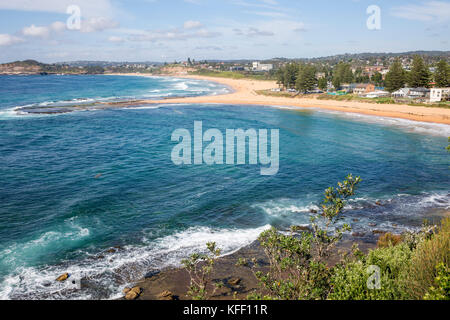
[368,223,377,227]
[158,290,175,300]
[123,288,131,294]
[228,278,241,286]
[291,225,312,233]
[376,201,382,206]
[372,230,387,235]
[56,273,69,282]
[352,218,360,222]
[144,271,160,279]
[309,209,318,214]
[125,287,142,300]
[352,232,365,237]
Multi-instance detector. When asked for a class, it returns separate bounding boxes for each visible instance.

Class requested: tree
[409,55,431,88]
[276,68,285,88]
[284,63,300,89]
[371,72,384,86]
[332,62,353,90]
[296,64,317,92]
[435,60,450,88]
[318,77,328,91]
[385,59,406,92]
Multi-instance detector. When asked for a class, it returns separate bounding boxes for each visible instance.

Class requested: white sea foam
[269,105,450,137]
[252,191,450,234]
[0,224,270,300]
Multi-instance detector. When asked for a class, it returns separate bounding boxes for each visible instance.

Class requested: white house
[408,87,430,98]
[392,88,410,98]
[430,88,450,103]
[252,61,273,72]
[363,90,390,98]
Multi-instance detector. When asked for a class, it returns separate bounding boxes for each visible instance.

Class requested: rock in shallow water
[56,273,69,282]
[158,290,175,300]
[228,278,241,286]
[125,287,142,300]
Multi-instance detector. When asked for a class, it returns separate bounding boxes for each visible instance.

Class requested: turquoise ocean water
[0,75,449,299]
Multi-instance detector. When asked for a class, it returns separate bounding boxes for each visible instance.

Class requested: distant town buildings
[353,83,375,95]
[252,61,273,72]
[430,88,450,103]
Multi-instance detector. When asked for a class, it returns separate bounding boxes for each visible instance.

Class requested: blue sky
[0,0,448,63]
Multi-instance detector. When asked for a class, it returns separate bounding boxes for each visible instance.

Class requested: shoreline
[108,73,450,125]
[128,237,379,300]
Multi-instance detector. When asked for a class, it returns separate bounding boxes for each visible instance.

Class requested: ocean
[0,75,449,299]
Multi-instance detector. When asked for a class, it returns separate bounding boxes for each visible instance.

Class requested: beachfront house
[252,61,274,72]
[353,83,375,95]
[362,90,390,98]
[408,87,430,99]
[392,88,411,98]
[430,88,450,103]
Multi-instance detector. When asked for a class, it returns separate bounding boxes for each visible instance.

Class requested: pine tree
[435,60,450,88]
[371,72,383,86]
[296,64,317,92]
[283,63,299,89]
[385,59,406,92]
[409,55,431,88]
[332,62,353,90]
[318,77,328,91]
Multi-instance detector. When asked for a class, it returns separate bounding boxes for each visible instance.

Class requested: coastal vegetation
[385,59,406,92]
[255,89,450,109]
[182,175,450,300]
[0,60,106,75]
[435,59,450,88]
[190,69,276,81]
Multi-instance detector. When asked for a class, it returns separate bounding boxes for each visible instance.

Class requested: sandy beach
[113,73,450,125]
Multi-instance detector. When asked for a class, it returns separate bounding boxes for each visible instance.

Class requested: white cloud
[22,24,50,38]
[391,1,450,22]
[22,21,67,38]
[184,20,203,29]
[234,27,274,37]
[80,17,119,33]
[51,21,67,33]
[128,27,221,42]
[0,34,23,46]
[108,36,125,43]
[0,0,114,18]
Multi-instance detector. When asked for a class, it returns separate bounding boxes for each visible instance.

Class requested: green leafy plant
[424,263,450,300]
[244,174,361,300]
[182,242,222,300]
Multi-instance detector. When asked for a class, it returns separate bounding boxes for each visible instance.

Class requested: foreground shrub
[329,242,413,300]
[402,218,450,299]
[424,263,450,300]
[246,174,361,300]
[377,233,403,248]
[182,242,222,300]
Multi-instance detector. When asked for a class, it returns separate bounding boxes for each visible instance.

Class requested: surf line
[171,121,279,176]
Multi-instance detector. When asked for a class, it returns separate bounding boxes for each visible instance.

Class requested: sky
[0,0,449,63]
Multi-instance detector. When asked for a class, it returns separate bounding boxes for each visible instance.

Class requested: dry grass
[377,233,403,248]
[402,218,450,299]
